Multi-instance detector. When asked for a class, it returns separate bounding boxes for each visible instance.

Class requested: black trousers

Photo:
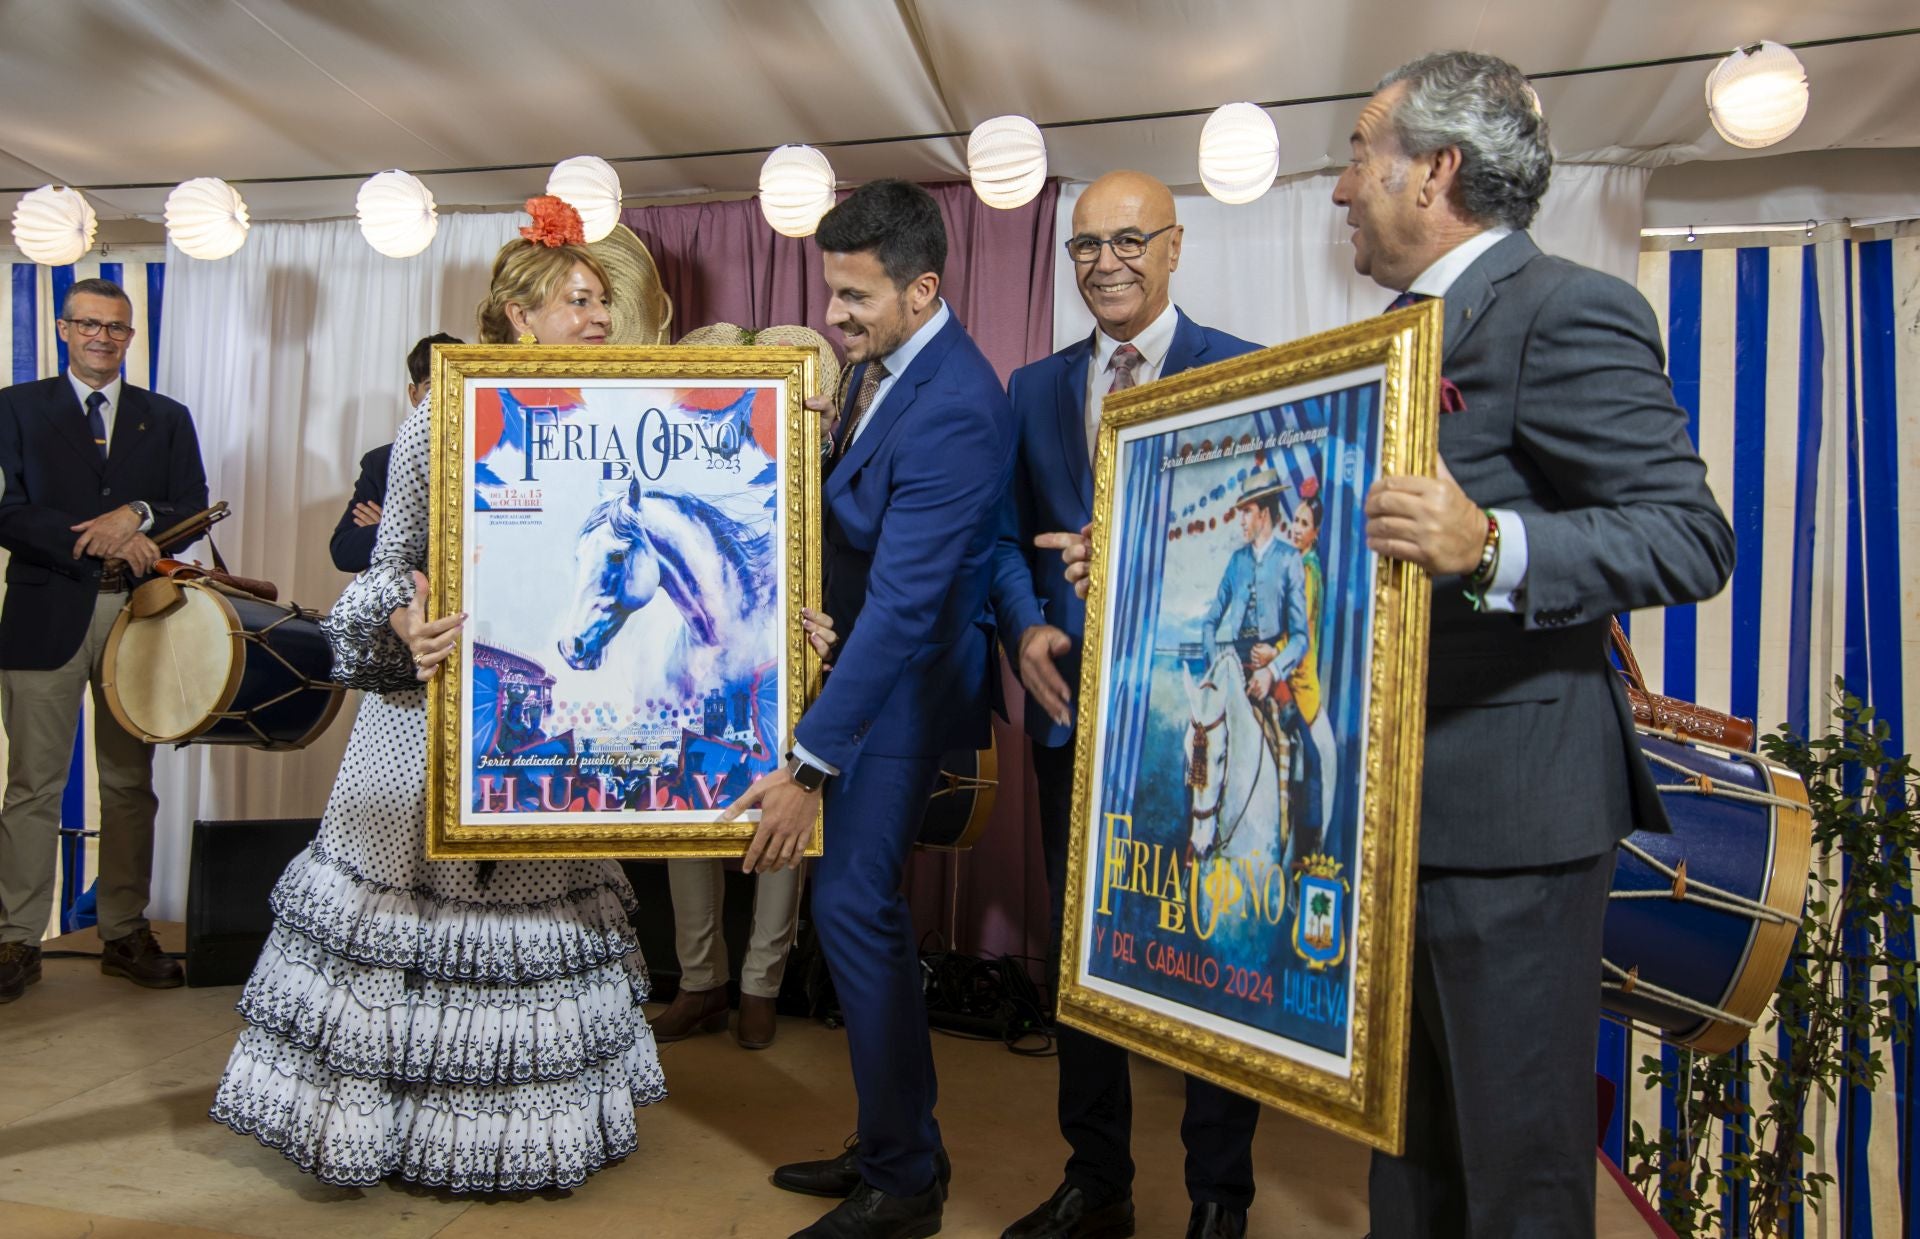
[1369,852,1615,1238]
[1032,739,1260,1210]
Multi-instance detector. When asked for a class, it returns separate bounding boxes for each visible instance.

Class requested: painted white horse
[1182,650,1287,881]
[558,477,775,699]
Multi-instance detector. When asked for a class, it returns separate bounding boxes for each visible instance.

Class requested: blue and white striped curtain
[0,247,169,936]
[1601,228,1919,1237]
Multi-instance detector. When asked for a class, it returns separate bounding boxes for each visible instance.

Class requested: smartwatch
[786,751,830,793]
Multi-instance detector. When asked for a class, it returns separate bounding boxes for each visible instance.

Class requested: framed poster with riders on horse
[1059,302,1443,1153]
[422,344,824,860]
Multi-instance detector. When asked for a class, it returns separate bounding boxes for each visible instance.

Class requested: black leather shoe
[790,1179,942,1239]
[1002,1181,1136,1238]
[774,1138,950,1201]
[0,941,41,1003]
[1185,1202,1247,1239]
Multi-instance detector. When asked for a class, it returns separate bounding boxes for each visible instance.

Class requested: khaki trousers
[666,859,802,998]
[0,591,157,944]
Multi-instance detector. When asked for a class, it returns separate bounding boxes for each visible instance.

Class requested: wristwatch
[785,751,831,793]
[127,500,154,532]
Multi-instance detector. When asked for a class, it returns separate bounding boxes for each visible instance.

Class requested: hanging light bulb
[1197,103,1278,205]
[164,178,251,260]
[968,115,1048,209]
[11,185,98,266]
[546,155,623,243]
[356,169,438,258]
[1705,41,1810,149]
[758,145,836,238]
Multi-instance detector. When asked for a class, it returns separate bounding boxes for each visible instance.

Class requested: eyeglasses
[1063,224,1178,265]
[62,317,134,341]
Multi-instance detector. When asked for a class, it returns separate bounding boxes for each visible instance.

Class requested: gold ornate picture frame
[425,345,823,860]
[1058,303,1441,1152]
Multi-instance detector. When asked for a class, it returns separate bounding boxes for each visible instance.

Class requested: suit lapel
[43,377,105,475]
[1162,308,1207,376]
[104,386,147,476]
[1055,335,1094,508]
[826,318,963,498]
[1442,231,1537,364]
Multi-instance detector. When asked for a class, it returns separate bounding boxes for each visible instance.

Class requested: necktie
[1385,290,1431,313]
[1108,343,1145,393]
[85,391,108,461]
[833,359,888,457]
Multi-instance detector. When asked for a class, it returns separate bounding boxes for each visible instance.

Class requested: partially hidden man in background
[990,170,1263,1239]
[0,276,209,1001]
[722,178,1015,1239]
[1341,52,1735,1237]
[331,331,462,573]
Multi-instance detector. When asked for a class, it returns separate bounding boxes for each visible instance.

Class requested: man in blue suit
[724,179,1014,1239]
[0,278,207,1002]
[991,171,1263,1239]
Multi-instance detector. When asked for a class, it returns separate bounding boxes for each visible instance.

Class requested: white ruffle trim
[211,1023,667,1192]
[271,841,640,983]
[237,928,653,1086]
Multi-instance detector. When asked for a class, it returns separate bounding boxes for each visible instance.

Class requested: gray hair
[62,277,131,317]
[1377,51,1552,231]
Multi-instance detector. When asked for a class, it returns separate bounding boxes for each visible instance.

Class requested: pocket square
[1439,377,1466,414]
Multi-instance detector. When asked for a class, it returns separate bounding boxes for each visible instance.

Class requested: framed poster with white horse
[1059,303,1442,1152]
[423,345,823,860]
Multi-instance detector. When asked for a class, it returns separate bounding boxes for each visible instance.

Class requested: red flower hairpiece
[1298,476,1320,501]
[520,195,585,247]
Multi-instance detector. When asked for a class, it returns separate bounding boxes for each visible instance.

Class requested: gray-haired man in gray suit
[1342,52,1735,1237]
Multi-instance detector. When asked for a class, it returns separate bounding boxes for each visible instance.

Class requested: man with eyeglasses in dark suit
[0,276,208,1002]
[990,170,1262,1239]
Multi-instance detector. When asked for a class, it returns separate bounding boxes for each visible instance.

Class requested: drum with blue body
[102,578,345,752]
[1601,730,1810,1054]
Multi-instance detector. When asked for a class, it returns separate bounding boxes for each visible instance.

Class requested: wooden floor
[0,924,1657,1238]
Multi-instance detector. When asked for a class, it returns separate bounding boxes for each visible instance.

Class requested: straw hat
[587,223,672,344]
[675,321,841,401]
[1235,467,1289,508]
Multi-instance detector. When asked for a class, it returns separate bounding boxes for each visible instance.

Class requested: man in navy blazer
[991,171,1263,1239]
[723,179,1014,1239]
[0,278,208,1002]
[330,332,460,573]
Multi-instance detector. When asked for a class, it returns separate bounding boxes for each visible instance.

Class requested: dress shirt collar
[68,369,123,414]
[1092,301,1179,380]
[1405,226,1514,300]
[873,299,949,386]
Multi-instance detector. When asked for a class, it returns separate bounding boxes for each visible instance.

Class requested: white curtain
[1053,164,1651,351]
[145,212,520,919]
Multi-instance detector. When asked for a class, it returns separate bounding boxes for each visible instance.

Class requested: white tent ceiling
[2,0,1917,226]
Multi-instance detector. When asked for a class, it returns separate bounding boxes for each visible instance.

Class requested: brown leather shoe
[736,992,779,1049]
[100,928,184,988]
[652,984,730,1042]
[0,941,42,1003]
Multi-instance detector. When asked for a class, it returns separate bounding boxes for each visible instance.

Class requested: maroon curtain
[620,182,1057,962]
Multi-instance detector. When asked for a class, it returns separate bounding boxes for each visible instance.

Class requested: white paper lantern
[968,115,1048,210]
[1198,103,1279,205]
[356,169,439,258]
[11,185,98,266]
[164,177,250,260]
[758,145,836,238]
[546,155,622,242]
[1705,41,1810,150]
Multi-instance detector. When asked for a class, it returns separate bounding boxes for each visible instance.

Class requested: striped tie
[85,391,108,461]
[1385,290,1430,313]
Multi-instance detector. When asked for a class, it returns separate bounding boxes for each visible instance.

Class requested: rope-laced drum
[1600,621,1811,1054]
[102,577,344,751]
